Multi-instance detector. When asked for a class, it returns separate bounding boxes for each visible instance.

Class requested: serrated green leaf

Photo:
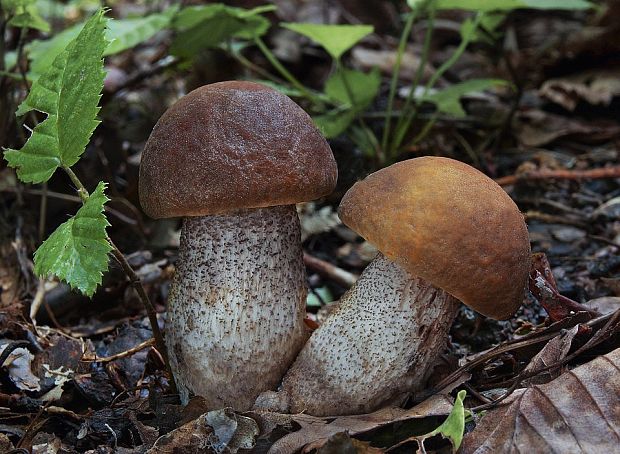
[170,4,273,58]
[282,23,373,60]
[425,78,507,117]
[2,0,50,31]
[408,0,592,11]
[4,10,108,183]
[34,181,112,296]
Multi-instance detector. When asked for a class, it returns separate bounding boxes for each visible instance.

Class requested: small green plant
[1,9,172,383]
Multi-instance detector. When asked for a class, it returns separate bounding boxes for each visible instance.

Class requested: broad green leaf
[315,67,380,138]
[408,0,592,11]
[28,8,178,78]
[422,390,467,452]
[4,9,108,183]
[425,78,507,117]
[170,4,274,58]
[282,23,373,60]
[325,67,380,111]
[28,26,81,78]
[2,0,50,31]
[314,109,356,139]
[105,6,178,55]
[34,182,112,296]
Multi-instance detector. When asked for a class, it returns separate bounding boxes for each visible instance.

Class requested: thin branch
[82,338,155,363]
[495,165,620,186]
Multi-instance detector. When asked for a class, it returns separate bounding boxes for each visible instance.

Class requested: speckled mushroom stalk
[168,206,308,407]
[139,81,337,410]
[256,157,531,416]
[255,254,460,415]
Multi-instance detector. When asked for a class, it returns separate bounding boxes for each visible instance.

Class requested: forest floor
[0,1,619,453]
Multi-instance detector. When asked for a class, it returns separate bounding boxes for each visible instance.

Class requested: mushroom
[255,157,531,416]
[139,81,337,409]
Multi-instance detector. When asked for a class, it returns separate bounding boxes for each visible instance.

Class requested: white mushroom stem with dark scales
[255,254,460,416]
[167,205,308,409]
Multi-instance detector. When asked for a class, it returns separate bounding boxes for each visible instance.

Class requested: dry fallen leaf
[514,109,620,147]
[147,408,258,454]
[540,68,620,111]
[0,343,41,392]
[521,324,578,386]
[253,393,455,454]
[461,347,620,454]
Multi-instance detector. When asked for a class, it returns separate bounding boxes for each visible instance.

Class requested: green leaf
[170,4,273,58]
[408,0,592,11]
[425,78,507,117]
[105,6,178,55]
[4,9,108,183]
[325,67,380,110]
[27,26,81,78]
[282,23,373,60]
[314,109,356,139]
[2,0,50,31]
[4,50,18,70]
[27,8,177,78]
[315,67,380,138]
[34,182,112,296]
[422,390,467,452]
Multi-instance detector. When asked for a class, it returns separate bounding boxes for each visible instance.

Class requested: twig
[82,338,155,363]
[303,252,358,288]
[107,55,177,95]
[108,240,175,393]
[495,165,620,186]
[1,186,139,226]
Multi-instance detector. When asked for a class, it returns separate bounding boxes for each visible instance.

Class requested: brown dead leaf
[315,432,384,453]
[540,68,620,111]
[514,109,620,147]
[148,408,258,454]
[0,343,41,392]
[521,324,578,386]
[256,393,454,454]
[461,347,620,454]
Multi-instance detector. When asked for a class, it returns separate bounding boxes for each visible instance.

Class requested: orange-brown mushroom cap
[139,81,337,219]
[338,157,531,320]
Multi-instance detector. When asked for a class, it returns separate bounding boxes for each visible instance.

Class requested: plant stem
[336,59,383,164]
[253,36,323,105]
[63,166,88,202]
[61,165,177,394]
[108,240,174,379]
[381,9,417,155]
[390,2,436,158]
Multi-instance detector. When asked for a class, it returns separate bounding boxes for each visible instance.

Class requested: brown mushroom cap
[338,157,531,320]
[139,81,337,219]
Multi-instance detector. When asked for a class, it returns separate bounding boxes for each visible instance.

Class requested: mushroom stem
[256,254,460,416]
[167,204,309,409]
